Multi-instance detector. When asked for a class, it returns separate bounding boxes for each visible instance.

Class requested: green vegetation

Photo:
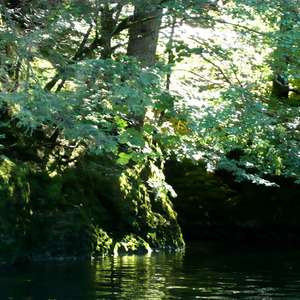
[0,0,300,262]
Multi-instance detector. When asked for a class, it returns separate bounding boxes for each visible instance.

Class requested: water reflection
[1,244,300,299]
[91,253,184,299]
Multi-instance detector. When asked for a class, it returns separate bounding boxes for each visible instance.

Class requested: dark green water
[1,243,300,299]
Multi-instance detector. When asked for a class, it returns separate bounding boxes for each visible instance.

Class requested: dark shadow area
[166,159,300,245]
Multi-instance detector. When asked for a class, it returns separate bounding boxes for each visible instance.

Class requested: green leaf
[117,153,132,166]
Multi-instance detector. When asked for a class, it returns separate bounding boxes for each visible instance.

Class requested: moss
[118,162,185,250]
[0,154,185,262]
[59,156,185,253]
[114,234,152,255]
[0,157,14,183]
[0,157,32,262]
[92,227,113,257]
[0,157,30,202]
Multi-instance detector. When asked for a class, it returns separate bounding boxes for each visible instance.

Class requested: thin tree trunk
[166,15,176,90]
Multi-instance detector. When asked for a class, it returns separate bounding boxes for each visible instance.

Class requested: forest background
[0,0,300,263]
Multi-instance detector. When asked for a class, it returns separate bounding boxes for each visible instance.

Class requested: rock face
[0,158,31,262]
[0,155,184,263]
[165,159,300,243]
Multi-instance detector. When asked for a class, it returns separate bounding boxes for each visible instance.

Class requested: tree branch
[200,53,233,85]
[44,24,93,91]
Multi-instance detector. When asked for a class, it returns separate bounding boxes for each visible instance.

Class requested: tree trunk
[271,20,291,100]
[127,2,162,66]
[100,5,115,59]
[271,1,299,99]
[166,15,176,90]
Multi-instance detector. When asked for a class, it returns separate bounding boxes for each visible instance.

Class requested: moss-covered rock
[0,154,184,263]
[92,227,113,257]
[113,234,152,255]
[0,157,32,261]
[118,161,184,250]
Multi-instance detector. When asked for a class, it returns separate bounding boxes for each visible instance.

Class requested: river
[1,242,300,299]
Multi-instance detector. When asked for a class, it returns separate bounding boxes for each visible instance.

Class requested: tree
[271,0,300,99]
[127,1,163,65]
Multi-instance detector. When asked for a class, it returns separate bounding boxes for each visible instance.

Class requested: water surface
[1,243,300,299]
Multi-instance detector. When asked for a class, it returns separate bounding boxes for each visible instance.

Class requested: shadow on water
[1,242,300,299]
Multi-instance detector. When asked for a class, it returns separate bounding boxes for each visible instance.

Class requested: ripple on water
[1,244,300,299]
